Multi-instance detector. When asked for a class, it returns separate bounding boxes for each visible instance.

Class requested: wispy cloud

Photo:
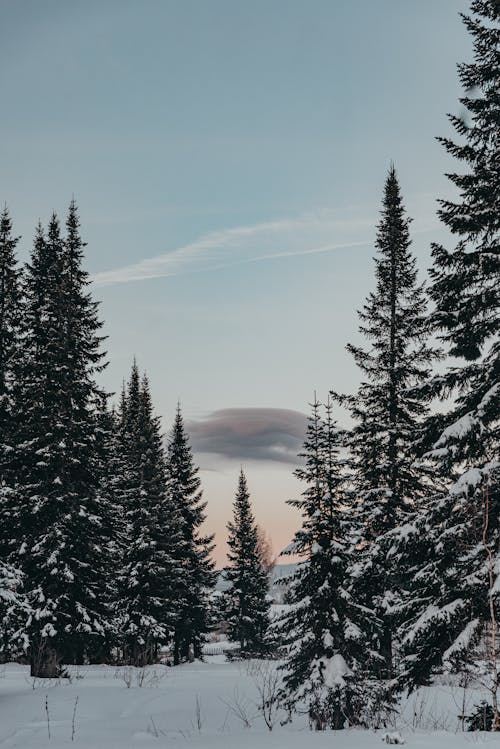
[187,407,308,465]
[90,201,441,287]
[91,209,375,287]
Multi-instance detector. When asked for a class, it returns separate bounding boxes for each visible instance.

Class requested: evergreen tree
[0,560,20,607]
[0,559,24,660]
[117,365,183,666]
[401,2,499,726]
[278,398,378,730]
[332,167,439,682]
[0,207,22,558]
[225,469,270,655]
[11,207,112,676]
[0,206,21,467]
[90,394,123,663]
[167,405,215,663]
[106,382,135,657]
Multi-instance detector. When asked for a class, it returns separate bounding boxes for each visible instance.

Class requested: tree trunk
[30,640,62,678]
[482,484,499,731]
[380,623,393,680]
[173,632,180,665]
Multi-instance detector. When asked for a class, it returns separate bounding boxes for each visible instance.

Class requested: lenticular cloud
[187,407,308,464]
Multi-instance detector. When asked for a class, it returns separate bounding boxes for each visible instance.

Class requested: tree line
[0,203,217,676]
[0,0,498,733]
[0,201,272,677]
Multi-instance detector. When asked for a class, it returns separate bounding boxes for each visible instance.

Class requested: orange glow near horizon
[199,459,303,568]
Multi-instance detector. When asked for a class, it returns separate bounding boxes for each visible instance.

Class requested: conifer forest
[0,0,498,746]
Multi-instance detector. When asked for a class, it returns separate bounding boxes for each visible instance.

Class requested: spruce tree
[0,206,21,464]
[0,207,22,559]
[107,382,136,657]
[402,1,499,725]
[332,167,439,683]
[0,561,20,607]
[117,365,183,665]
[11,207,112,676]
[167,405,215,663]
[278,398,378,730]
[225,469,270,656]
[0,559,23,660]
[90,394,123,662]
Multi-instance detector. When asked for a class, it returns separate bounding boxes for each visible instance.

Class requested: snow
[477,383,499,415]
[0,562,21,604]
[404,600,465,645]
[442,619,481,665]
[492,555,500,596]
[344,620,362,640]
[280,540,301,555]
[434,413,476,445]
[449,461,499,497]
[0,659,497,748]
[450,467,483,495]
[319,652,351,687]
[392,523,418,542]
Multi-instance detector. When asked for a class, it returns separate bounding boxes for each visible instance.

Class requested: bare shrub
[246,660,284,731]
[114,664,167,688]
[220,686,256,728]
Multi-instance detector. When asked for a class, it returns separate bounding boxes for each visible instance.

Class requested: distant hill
[215,561,298,602]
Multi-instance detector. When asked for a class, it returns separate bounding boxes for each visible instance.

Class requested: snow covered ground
[0,657,497,748]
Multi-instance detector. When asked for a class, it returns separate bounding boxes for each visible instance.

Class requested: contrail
[91,211,374,287]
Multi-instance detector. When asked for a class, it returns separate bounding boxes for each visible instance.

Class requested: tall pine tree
[332,167,439,683]
[11,206,112,676]
[402,1,499,726]
[278,398,378,730]
[117,365,184,665]
[0,207,22,560]
[90,393,123,663]
[225,469,270,656]
[167,405,215,663]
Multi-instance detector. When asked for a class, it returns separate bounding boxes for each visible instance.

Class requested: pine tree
[0,560,20,607]
[0,559,24,660]
[117,365,183,666]
[2,223,45,565]
[278,398,378,730]
[332,167,440,683]
[0,207,22,560]
[225,469,270,656]
[0,206,23,658]
[167,405,215,663]
[402,2,499,725]
[11,206,112,676]
[107,381,136,658]
[90,394,123,663]
[0,206,21,466]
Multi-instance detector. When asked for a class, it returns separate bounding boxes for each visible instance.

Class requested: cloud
[187,407,308,464]
[91,209,374,287]
[90,200,440,288]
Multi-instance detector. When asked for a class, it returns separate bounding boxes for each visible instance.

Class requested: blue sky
[1,0,471,562]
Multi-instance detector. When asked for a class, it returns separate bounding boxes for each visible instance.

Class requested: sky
[1,0,472,565]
